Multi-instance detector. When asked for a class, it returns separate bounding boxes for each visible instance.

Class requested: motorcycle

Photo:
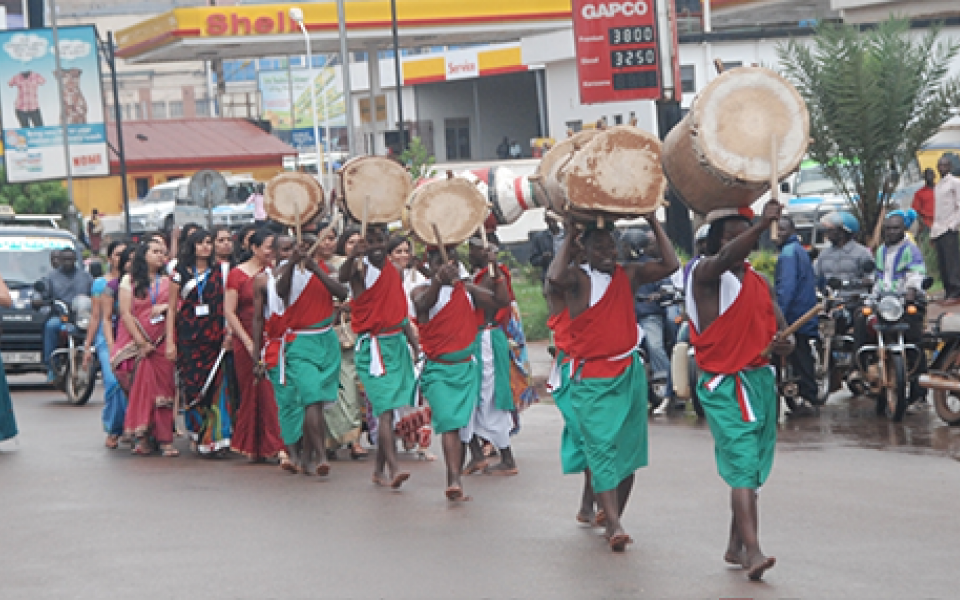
[853,280,931,422]
[918,312,960,426]
[32,281,98,405]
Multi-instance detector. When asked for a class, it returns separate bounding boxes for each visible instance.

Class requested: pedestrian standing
[225,229,286,462]
[933,156,960,305]
[912,168,937,236]
[166,229,233,456]
[687,203,794,580]
[82,240,127,449]
[340,225,419,489]
[118,240,178,457]
[87,209,104,255]
[547,213,679,552]
[774,216,820,414]
[0,271,18,445]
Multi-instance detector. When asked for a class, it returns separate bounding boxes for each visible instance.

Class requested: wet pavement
[3,365,960,598]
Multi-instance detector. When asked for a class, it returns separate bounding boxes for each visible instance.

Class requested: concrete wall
[831,0,959,22]
[413,71,540,161]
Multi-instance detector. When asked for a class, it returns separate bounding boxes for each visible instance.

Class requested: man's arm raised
[625,214,680,292]
[546,216,580,291]
[697,201,781,284]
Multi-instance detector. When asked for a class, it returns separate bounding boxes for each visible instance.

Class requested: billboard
[258,67,345,152]
[0,25,109,182]
[572,0,662,104]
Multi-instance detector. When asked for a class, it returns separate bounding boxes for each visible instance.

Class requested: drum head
[693,67,809,183]
[563,125,665,217]
[339,156,412,224]
[405,178,488,246]
[264,172,324,226]
[535,130,601,212]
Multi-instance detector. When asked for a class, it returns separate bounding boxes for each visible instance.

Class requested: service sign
[572,0,661,104]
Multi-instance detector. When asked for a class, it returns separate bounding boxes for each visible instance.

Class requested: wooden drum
[533,129,600,213]
[338,155,412,223]
[404,177,488,246]
[661,66,810,215]
[264,172,324,226]
[462,167,545,226]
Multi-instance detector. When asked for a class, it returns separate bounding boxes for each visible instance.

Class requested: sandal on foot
[160,445,179,457]
[105,435,119,450]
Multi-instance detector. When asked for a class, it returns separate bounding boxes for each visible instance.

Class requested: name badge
[195,304,210,317]
[150,314,165,325]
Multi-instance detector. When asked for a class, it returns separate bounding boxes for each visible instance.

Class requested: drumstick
[761,303,823,359]
[479,225,495,277]
[361,195,369,238]
[431,223,448,263]
[769,135,780,240]
[294,208,302,245]
[307,199,340,257]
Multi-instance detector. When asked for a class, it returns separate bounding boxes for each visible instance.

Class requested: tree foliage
[0,165,70,217]
[778,18,960,239]
[399,137,436,184]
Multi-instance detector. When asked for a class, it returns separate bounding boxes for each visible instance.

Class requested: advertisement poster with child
[0,25,108,182]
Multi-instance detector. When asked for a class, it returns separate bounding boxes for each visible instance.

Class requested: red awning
[107,118,297,172]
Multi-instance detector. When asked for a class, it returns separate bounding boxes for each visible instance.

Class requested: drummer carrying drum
[340,224,419,490]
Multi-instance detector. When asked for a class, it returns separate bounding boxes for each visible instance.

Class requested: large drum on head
[533,129,600,213]
[264,172,324,226]
[661,66,810,215]
[404,177,488,246]
[561,125,667,220]
[338,155,412,223]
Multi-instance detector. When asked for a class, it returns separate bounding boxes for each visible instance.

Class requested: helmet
[819,211,860,235]
[695,224,710,242]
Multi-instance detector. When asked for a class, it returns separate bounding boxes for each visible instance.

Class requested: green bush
[511,270,549,342]
[749,249,778,282]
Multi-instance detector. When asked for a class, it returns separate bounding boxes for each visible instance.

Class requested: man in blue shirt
[775,216,820,413]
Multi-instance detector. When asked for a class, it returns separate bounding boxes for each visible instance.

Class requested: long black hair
[336,226,361,256]
[117,245,137,279]
[175,228,212,283]
[130,240,163,299]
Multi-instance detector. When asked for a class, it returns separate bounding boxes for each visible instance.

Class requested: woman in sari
[115,239,178,457]
[107,246,138,396]
[0,271,18,445]
[226,228,285,461]
[325,227,370,460]
[166,228,232,456]
[82,240,127,449]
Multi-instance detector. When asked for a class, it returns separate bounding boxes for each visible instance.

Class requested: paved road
[2,374,959,599]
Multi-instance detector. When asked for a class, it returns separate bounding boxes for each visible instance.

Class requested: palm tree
[778,18,960,240]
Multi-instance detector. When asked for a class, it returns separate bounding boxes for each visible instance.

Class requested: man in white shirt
[931,156,960,305]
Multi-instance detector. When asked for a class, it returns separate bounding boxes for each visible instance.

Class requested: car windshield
[142,187,177,203]
[0,235,74,288]
[796,166,845,196]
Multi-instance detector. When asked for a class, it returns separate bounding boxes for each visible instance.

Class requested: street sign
[189,169,228,228]
[572,0,663,104]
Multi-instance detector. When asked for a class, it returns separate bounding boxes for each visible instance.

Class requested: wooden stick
[307,201,340,257]
[360,195,370,238]
[479,225,495,277]
[431,223,448,263]
[294,208,302,245]
[761,303,823,359]
[769,135,780,240]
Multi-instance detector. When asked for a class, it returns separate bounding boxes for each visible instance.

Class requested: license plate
[1,351,42,364]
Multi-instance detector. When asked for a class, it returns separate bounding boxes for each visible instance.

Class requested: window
[168,101,183,118]
[613,114,623,125]
[565,120,583,134]
[444,118,471,160]
[152,102,167,119]
[680,65,696,93]
[722,61,743,72]
[195,99,210,117]
[134,178,151,199]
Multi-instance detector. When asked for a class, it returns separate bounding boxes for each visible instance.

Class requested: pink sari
[116,276,176,444]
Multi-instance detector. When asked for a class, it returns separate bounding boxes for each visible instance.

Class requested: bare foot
[483,462,518,476]
[576,509,597,525]
[390,471,411,489]
[372,473,390,487]
[279,457,299,474]
[594,509,607,528]
[746,554,776,581]
[724,549,747,568]
[609,531,633,552]
[315,463,330,477]
[461,458,488,475]
[445,486,472,502]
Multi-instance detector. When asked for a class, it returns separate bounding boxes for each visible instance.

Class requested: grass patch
[512,272,549,342]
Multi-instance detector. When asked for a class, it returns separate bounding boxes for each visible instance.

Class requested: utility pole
[102,32,131,236]
[390,0,406,153]
[336,0,356,157]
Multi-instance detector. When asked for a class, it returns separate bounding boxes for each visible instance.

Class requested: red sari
[118,275,176,444]
[228,267,285,459]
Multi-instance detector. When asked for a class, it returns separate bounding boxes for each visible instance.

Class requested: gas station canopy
[116,0,573,64]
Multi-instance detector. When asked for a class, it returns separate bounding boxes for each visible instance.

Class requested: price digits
[609,26,655,46]
[611,49,658,69]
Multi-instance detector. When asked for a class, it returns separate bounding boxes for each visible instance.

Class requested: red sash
[691,266,776,374]
[352,260,408,335]
[472,264,515,328]
[417,282,477,359]
[547,308,572,355]
[262,310,290,370]
[567,266,638,379]
[286,265,334,331]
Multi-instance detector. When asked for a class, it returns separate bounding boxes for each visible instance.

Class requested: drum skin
[264,172,324,226]
[562,125,666,219]
[404,178,488,246]
[533,130,601,213]
[339,155,412,224]
[662,67,810,215]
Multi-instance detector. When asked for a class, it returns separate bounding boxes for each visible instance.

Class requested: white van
[124,175,259,233]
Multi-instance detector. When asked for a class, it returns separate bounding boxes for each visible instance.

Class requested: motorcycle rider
[775,216,821,415]
[815,211,874,293]
[631,231,676,412]
[39,247,93,381]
